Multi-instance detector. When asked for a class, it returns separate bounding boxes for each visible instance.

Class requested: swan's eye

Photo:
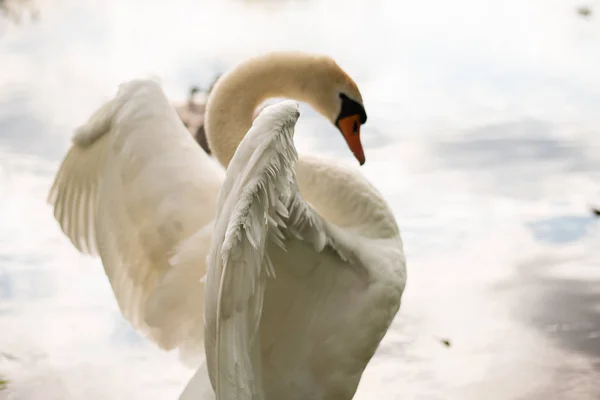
[338,93,367,124]
[352,120,359,135]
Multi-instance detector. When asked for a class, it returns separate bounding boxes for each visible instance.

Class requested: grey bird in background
[174,75,221,155]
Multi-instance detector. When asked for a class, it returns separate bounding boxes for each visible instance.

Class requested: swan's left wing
[205,101,302,400]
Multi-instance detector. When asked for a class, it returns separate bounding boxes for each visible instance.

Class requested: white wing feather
[204,101,299,399]
[205,100,357,399]
[48,80,224,364]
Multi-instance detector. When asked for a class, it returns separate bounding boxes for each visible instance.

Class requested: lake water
[1,0,600,398]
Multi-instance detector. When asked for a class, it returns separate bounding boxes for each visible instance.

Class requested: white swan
[48,52,407,399]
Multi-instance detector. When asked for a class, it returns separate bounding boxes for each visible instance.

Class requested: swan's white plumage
[200,100,405,400]
[49,52,407,400]
[206,101,301,399]
[48,80,224,364]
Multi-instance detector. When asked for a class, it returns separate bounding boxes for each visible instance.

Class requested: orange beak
[336,114,366,165]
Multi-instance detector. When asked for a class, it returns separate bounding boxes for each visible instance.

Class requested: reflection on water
[1,0,600,398]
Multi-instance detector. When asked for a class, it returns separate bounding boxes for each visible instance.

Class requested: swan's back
[49,80,224,363]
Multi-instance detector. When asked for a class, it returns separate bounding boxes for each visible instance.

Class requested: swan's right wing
[48,80,224,363]
[204,101,301,400]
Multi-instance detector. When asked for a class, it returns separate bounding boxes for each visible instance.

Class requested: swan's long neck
[204,53,326,167]
[296,156,400,240]
[204,53,397,240]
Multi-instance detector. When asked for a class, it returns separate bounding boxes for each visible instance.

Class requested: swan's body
[200,100,405,399]
[49,52,406,399]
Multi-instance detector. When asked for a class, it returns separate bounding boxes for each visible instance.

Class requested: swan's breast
[258,238,404,399]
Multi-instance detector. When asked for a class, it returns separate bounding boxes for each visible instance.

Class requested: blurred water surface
[1,0,600,398]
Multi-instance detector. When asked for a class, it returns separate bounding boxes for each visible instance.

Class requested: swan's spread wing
[206,101,302,399]
[207,100,360,399]
[49,80,224,363]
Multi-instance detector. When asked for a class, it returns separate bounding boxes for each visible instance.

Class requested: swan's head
[203,52,368,167]
[307,56,368,165]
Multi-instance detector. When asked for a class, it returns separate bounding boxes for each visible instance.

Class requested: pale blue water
[1,0,600,398]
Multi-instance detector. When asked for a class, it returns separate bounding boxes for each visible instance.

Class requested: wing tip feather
[48,136,105,256]
[211,101,302,399]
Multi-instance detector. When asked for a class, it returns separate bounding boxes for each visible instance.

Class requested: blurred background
[1,0,599,398]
